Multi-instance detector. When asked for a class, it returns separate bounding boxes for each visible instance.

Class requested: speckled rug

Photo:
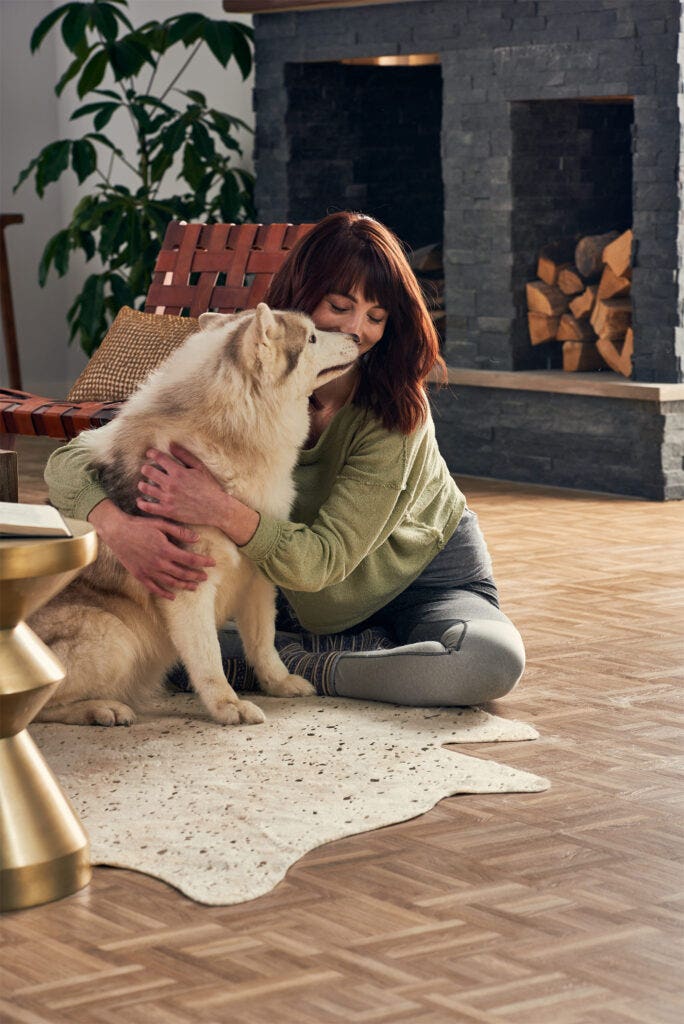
[31,694,549,906]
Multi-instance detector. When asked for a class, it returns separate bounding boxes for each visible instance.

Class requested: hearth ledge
[436,369,684,403]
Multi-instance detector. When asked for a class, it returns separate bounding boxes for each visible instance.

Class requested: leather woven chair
[0,221,314,441]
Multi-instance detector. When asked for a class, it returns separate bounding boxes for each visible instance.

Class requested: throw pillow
[67,306,201,403]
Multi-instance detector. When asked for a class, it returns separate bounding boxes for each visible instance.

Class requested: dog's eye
[309,334,317,344]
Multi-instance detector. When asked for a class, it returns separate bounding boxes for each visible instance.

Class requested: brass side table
[0,519,98,911]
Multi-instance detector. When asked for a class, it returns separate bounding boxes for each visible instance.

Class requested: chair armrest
[0,388,122,440]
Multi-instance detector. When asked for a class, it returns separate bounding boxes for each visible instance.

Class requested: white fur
[32,304,358,727]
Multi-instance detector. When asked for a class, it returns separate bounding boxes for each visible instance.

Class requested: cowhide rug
[31,694,549,905]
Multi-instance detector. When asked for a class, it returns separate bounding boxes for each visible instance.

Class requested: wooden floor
[2,437,683,1024]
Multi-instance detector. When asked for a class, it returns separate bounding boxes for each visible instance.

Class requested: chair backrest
[144,221,316,317]
[1,221,319,440]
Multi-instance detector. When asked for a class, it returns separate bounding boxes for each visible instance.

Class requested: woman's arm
[45,436,216,599]
[137,419,429,595]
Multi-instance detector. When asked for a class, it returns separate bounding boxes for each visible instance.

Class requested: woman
[45,212,525,706]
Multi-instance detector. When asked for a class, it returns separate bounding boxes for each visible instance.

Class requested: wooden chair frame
[0,221,314,440]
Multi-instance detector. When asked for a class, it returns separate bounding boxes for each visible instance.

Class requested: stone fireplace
[226,0,684,499]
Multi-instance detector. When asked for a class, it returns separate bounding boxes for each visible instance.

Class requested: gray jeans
[217,521,525,710]
[327,578,525,706]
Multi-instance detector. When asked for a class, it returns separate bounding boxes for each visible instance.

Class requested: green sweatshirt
[45,403,465,633]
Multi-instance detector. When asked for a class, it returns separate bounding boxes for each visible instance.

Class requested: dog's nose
[349,333,360,346]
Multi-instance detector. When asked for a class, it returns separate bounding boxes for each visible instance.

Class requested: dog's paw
[263,674,316,698]
[236,699,266,725]
[213,698,265,726]
[88,701,136,727]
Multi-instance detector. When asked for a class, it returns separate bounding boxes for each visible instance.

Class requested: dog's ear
[254,303,280,342]
[199,312,239,329]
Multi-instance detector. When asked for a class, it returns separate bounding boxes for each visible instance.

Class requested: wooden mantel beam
[223,1,416,13]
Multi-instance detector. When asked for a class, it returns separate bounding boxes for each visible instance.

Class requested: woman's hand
[137,443,261,547]
[136,443,230,529]
[88,499,216,600]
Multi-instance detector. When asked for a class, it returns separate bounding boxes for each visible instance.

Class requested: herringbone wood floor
[1,437,682,1024]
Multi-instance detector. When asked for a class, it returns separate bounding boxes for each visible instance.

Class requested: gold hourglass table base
[0,519,97,912]
[0,728,91,911]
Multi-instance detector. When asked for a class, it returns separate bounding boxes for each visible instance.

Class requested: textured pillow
[67,306,201,403]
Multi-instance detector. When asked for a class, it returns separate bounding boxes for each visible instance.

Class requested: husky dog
[31,304,358,727]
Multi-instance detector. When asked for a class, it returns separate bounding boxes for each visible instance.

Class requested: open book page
[0,502,73,538]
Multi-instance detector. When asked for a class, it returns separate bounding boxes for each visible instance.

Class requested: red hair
[264,212,446,434]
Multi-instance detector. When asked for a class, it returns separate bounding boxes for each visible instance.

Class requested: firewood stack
[409,242,445,342]
[526,228,634,376]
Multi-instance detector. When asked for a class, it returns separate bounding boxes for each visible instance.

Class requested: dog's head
[199,304,359,395]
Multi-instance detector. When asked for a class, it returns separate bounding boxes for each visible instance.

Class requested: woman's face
[310,287,388,357]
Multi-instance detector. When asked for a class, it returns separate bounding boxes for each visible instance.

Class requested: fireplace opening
[285,59,444,338]
[512,98,634,372]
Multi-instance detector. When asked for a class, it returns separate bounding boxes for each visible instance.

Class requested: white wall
[0,0,254,397]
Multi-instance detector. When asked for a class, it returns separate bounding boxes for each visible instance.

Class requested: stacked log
[525,229,633,376]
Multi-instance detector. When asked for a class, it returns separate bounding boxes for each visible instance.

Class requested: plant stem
[159,38,202,102]
[145,23,167,95]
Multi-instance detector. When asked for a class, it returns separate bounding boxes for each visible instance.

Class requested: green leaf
[209,108,252,137]
[70,193,102,229]
[13,154,41,193]
[184,89,206,106]
[78,229,97,261]
[203,20,235,68]
[218,173,241,220]
[136,22,169,55]
[55,51,89,97]
[190,122,215,161]
[163,12,206,47]
[85,131,126,160]
[35,140,71,196]
[70,99,116,120]
[145,202,174,239]
[181,144,206,191]
[93,103,119,130]
[61,4,89,54]
[145,113,170,136]
[107,35,155,80]
[98,205,126,259]
[77,49,108,97]
[90,2,120,42]
[30,2,74,53]
[130,103,154,134]
[229,23,253,80]
[108,271,135,311]
[38,228,72,285]
[132,93,175,114]
[71,138,97,182]
[75,273,106,353]
[148,119,186,183]
[107,1,134,34]
[149,148,174,184]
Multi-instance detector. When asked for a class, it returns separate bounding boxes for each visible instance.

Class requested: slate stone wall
[252,0,683,498]
[429,385,682,500]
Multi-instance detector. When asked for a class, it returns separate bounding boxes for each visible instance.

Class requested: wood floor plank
[2,438,683,1023]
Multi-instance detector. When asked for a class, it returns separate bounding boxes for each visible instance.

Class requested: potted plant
[15,0,255,355]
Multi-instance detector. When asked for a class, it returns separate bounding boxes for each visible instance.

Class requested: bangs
[329,243,397,312]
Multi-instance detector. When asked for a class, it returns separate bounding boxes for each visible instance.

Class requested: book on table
[0,502,73,538]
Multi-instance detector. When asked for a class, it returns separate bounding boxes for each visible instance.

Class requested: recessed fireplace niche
[285,58,443,253]
[284,56,445,338]
[511,99,634,370]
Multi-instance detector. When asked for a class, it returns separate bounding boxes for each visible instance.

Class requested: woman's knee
[442,619,525,701]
